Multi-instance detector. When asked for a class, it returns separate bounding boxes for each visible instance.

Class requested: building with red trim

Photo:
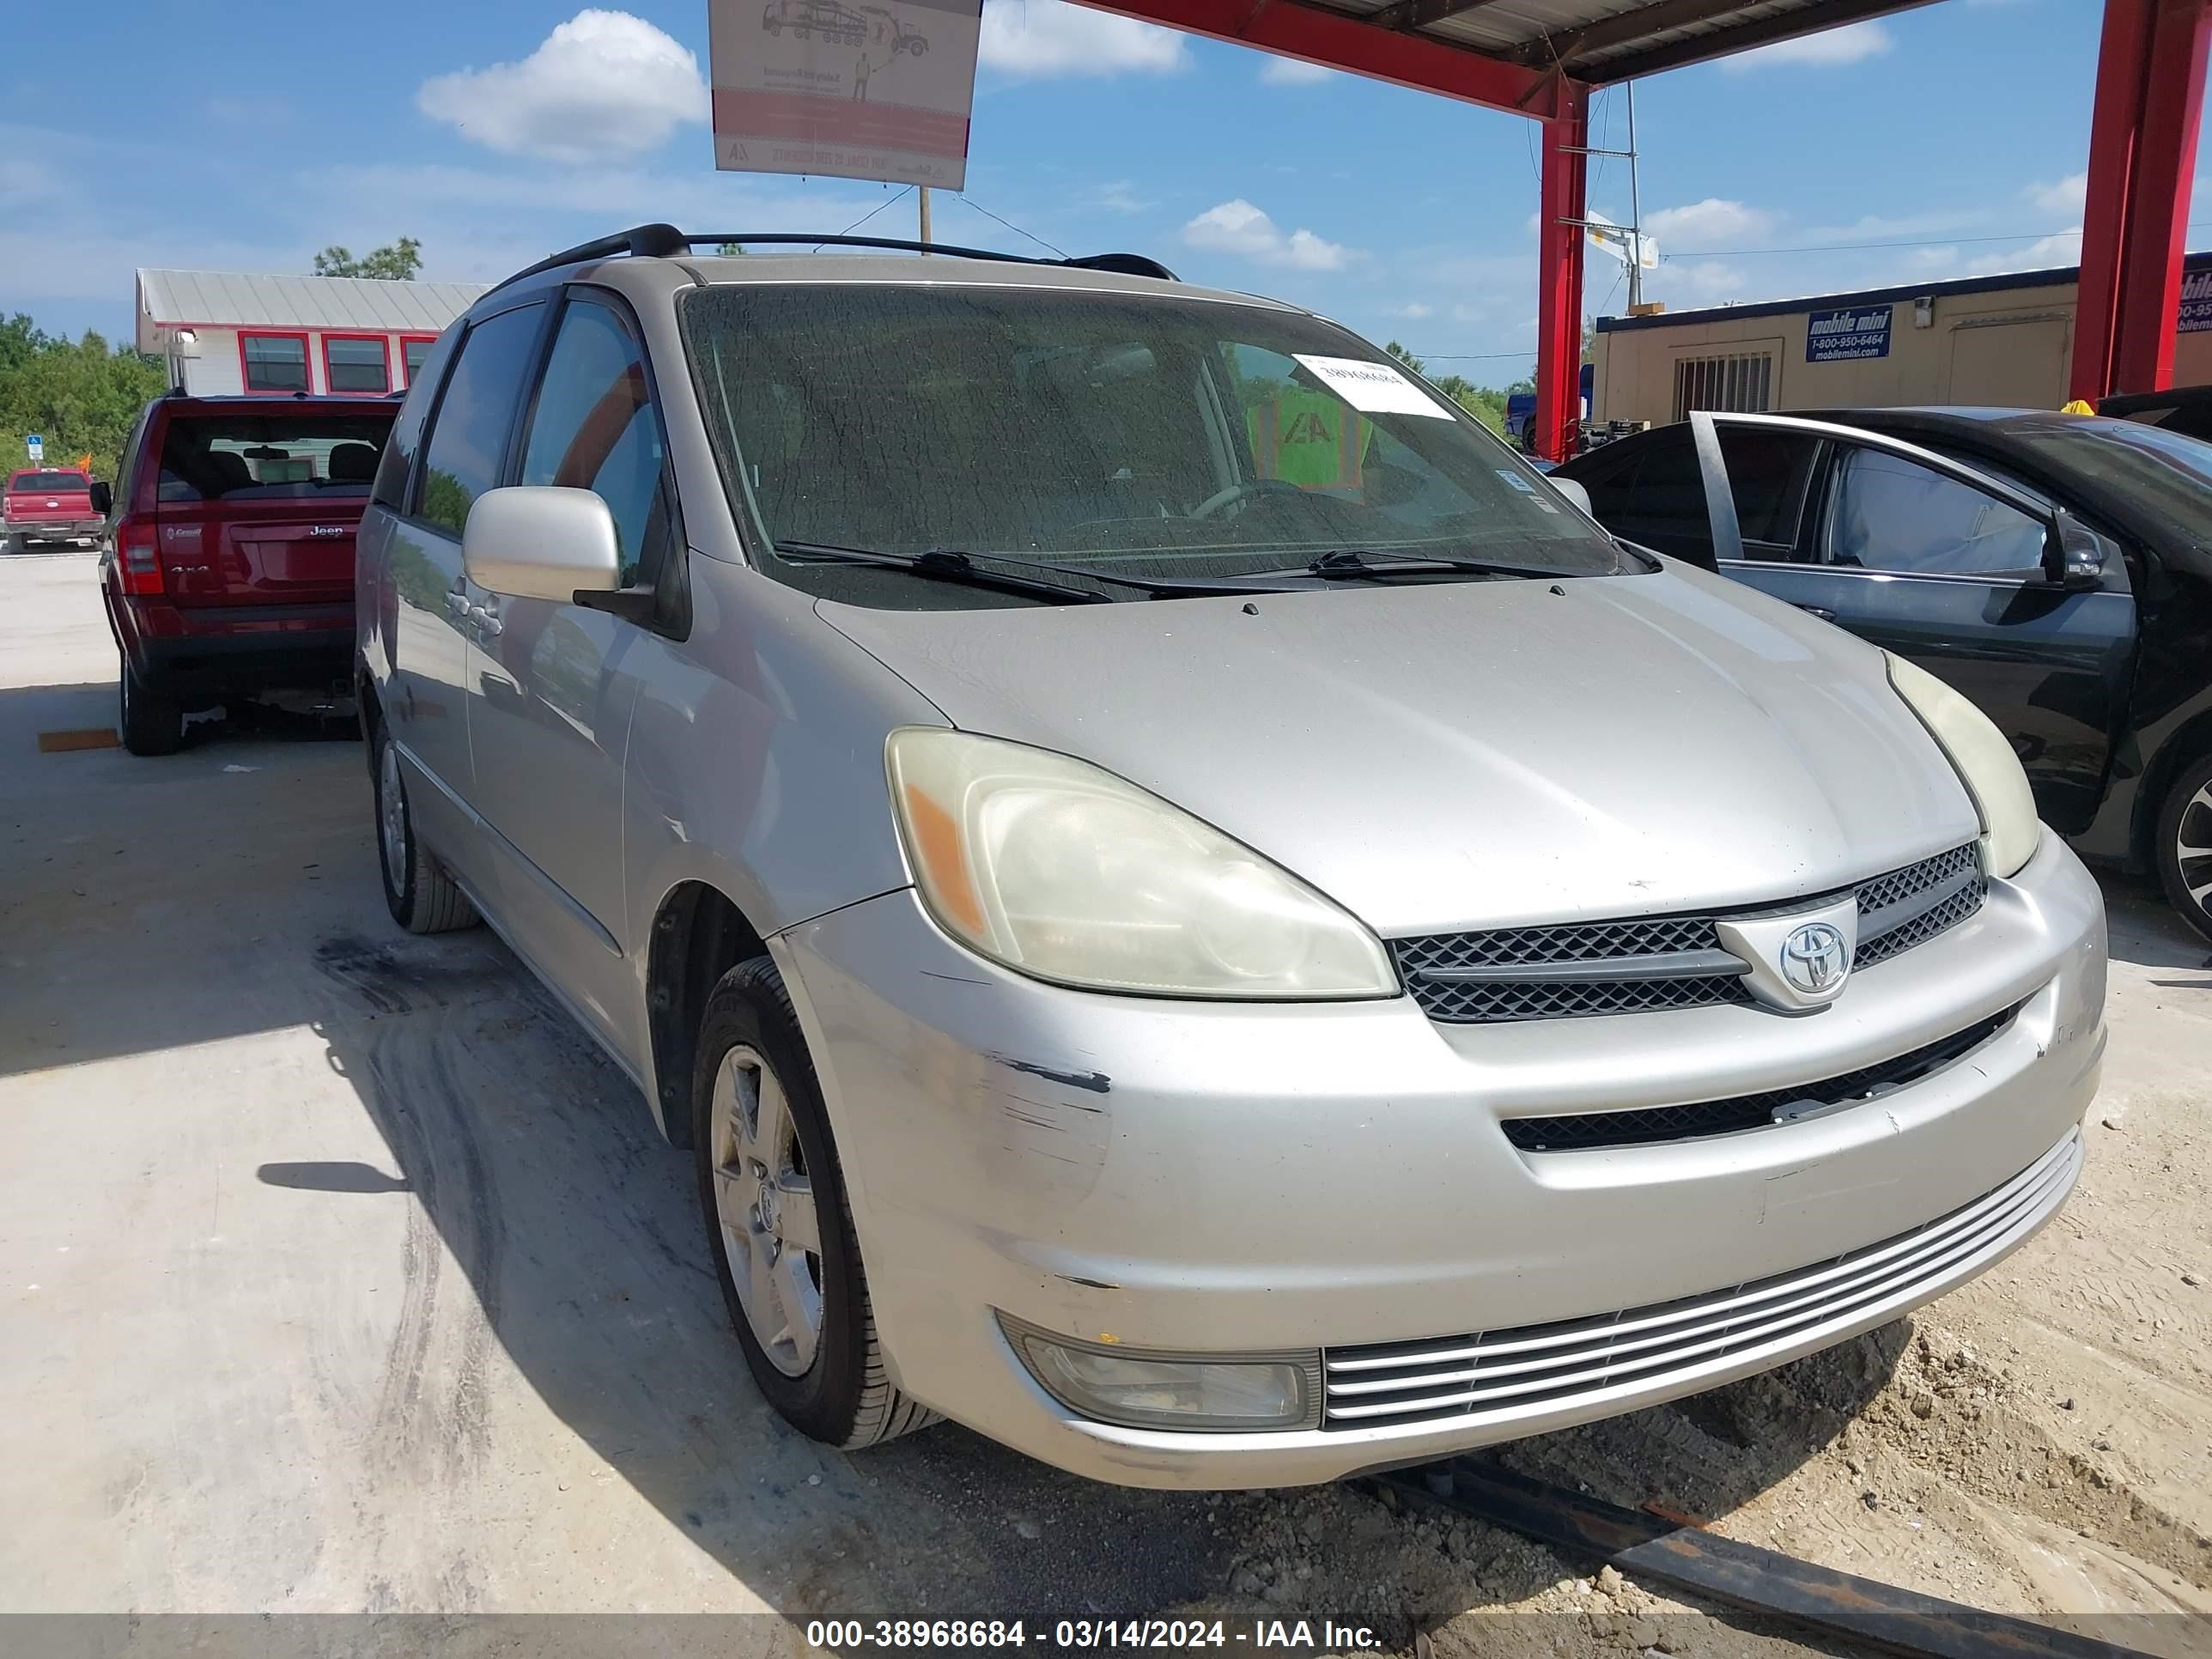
[132,269,489,399]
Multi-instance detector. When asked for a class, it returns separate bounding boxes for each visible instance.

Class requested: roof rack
[487,223,1178,295]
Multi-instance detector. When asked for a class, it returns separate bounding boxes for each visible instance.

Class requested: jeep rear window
[10,472,89,493]
[157,414,393,502]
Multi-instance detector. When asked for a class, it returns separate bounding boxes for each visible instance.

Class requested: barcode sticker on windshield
[1293,356,1455,418]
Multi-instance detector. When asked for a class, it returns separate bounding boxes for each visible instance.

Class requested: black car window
[1826,447,2046,577]
[1618,426,1711,551]
[520,298,676,589]
[415,304,545,538]
[1717,428,1818,555]
[1561,442,1642,523]
[155,414,392,501]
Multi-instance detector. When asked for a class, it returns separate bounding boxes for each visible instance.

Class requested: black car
[1556,407,2212,940]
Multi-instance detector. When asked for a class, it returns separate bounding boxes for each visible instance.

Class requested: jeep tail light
[115,516,163,597]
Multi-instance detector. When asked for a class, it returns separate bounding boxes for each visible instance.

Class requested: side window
[519,298,675,587]
[1717,428,1819,557]
[1564,443,1641,524]
[1827,448,2047,576]
[415,305,544,538]
[1614,427,1711,555]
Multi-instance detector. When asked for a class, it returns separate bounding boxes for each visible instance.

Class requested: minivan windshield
[682,283,1624,606]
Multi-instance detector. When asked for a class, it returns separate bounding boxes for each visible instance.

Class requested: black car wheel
[373,719,480,934]
[118,659,185,757]
[2155,750,2212,945]
[692,957,936,1450]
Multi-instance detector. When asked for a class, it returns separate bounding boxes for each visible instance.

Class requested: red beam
[1072,0,1567,118]
[1534,85,1588,462]
[2113,0,2212,392]
[2069,0,2150,401]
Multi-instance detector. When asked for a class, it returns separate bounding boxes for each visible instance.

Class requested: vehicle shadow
[295,916,1901,1640]
[2095,866,2212,970]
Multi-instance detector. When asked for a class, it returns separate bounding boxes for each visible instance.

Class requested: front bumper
[776,830,2106,1488]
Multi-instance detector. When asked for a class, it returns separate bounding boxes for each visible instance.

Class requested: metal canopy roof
[1314,0,1940,82]
[1087,0,1937,106]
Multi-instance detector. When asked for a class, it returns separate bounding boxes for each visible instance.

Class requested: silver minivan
[355,228,2107,1489]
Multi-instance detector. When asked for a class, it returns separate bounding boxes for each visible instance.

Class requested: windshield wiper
[774,540,1114,605]
[1300,549,1592,582]
[774,540,1275,601]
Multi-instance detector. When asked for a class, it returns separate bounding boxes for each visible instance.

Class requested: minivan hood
[819,568,1982,936]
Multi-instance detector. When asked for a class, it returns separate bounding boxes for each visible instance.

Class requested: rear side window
[9,471,90,493]
[1827,449,2048,576]
[156,415,393,501]
[416,305,545,537]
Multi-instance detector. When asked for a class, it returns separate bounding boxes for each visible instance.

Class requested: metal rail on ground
[1370,1459,2154,1659]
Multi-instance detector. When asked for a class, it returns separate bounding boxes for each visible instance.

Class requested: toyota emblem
[1780,922,1850,996]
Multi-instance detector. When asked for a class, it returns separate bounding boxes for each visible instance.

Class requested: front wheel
[694,957,936,1449]
[2154,750,2212,944]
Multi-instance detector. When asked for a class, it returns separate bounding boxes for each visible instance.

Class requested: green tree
[313,237,423,280]
[0,316,167,483]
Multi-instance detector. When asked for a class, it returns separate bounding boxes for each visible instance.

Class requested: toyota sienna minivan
[356,226,2106,1488]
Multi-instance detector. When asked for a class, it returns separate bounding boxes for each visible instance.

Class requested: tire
[693,957,937,1450]
[118,659,184,757]
[2154,749,2212,945]
[372,720,479,934]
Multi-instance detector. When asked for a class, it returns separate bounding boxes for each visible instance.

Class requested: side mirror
[1548,476,1592,516]
[462,486,622,603]
[2040,513,2107,592]
[88,481,113,517]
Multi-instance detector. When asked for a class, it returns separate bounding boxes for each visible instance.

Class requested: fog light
[1002,1316,1318,1431]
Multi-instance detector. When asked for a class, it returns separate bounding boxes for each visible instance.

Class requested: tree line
[0,316,167,484]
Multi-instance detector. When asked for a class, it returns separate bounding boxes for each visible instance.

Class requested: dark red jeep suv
[100,393,396,754]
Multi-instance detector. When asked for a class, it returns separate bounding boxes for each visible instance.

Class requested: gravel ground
[4,551,2208,1656]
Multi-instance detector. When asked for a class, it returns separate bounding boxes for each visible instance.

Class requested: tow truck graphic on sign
[762,0,927,97]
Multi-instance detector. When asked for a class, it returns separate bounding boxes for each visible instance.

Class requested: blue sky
[3,0,2203,385]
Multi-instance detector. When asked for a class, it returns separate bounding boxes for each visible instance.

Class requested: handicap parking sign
[26,434,43,461]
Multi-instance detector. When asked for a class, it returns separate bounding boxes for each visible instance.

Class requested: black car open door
[1687,411,2137,836]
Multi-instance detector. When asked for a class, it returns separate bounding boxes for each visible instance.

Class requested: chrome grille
[1322,1133,2080,1431]
[1394,844,1983,1024]
[1498,1001,2020,1152]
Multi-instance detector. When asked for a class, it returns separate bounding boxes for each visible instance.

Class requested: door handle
[444,591,470,616]
[1794,604,1838,623]
[468,603,504,637]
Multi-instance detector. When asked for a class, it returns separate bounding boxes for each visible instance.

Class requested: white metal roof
[135,269,490,335]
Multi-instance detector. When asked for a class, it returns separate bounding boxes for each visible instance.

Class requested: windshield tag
[1293,355,1455,418]
[1495,469,1536,493]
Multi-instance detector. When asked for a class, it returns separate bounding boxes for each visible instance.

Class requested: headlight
[885,727,1396,999]
[1885,653,2039,878]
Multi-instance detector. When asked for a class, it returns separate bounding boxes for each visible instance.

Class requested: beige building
[1591,252,2212,427]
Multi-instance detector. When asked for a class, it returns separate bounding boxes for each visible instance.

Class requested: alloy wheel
[2178,780,2212,920]
[379,740,410,896]
[710,1043,824,1377]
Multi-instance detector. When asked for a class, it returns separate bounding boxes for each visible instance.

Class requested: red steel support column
[2072,0,2212,399]
[2113,0,2212,392]
[2070,0,2153,402]
[1535,82,1589,462]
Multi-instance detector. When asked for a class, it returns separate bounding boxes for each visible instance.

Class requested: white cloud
[1660,260,1749,302]
[1182,198,1352,270]
[2027,173,2087,215]
[1804,208,1990,241]
[1091,179,1153,214]
[1723,20,1893,70]
[980,0,1188,76]
[1642,198,1776,252]
[1969,228,2082,274]
[1260,57,1337,85]
[1389,301,1434,319]
[417,9,708,164]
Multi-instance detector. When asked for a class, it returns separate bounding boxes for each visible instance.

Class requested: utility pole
[919,185,932,246]
[1626,81,1644,313]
